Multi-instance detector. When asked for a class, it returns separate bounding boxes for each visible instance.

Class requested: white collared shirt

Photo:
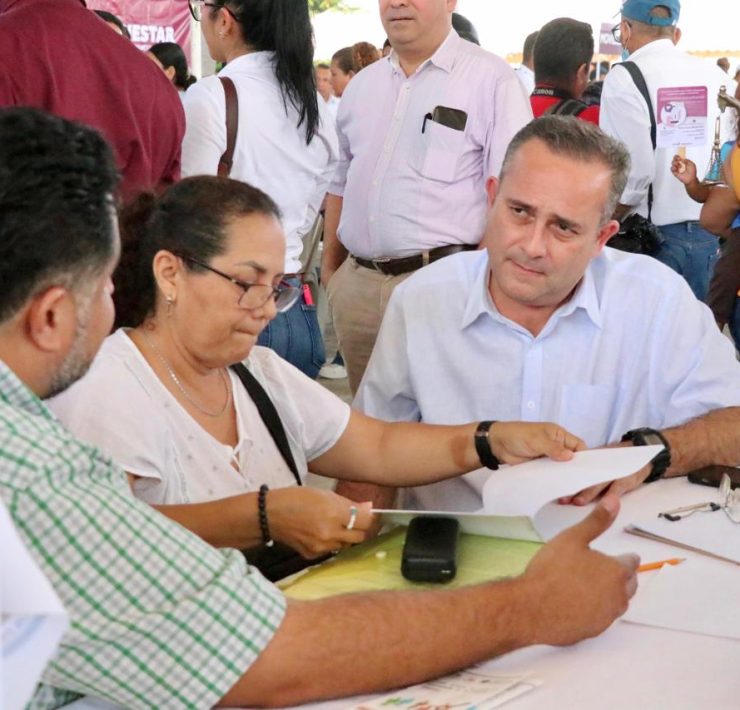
[600,40,732,226]
[330,30,532,259]
[356,249,740,512]
[515,64,535,96]
[181,52,339,273]
[48,330,350,505]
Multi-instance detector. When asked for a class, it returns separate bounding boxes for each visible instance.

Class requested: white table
[67,478,740,710]
[292,478,740,710]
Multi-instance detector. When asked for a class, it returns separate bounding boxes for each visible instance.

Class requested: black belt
[353,244,477,276]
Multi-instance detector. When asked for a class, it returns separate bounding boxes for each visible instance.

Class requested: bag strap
[230,362,302,486]
[544,98,589,117]
[218,76,238,178]
[618,61,656,219]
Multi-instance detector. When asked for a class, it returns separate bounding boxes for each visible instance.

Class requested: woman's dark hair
[148,42,196,91]
[115,176,281,328]
[94,10,130,39]
[332,47,354,75]
[214,0,319,144]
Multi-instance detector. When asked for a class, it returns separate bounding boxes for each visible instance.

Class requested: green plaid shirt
[0,360,286,709]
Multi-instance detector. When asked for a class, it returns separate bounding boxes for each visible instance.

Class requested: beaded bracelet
[258,484,274,547]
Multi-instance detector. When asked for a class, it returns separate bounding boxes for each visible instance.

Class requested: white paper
[353,668,541,710]
[377,447,661,541]
[481,447,663,517]
[624,562,740,640]
[627,507,740,565]
[1,502,68,710]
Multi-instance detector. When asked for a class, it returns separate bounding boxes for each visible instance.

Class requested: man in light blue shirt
[355,116,740,512]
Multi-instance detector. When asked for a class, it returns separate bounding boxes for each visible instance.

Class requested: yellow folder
[279,526,542,600]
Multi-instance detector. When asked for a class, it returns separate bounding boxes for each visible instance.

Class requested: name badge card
[656,86,708,148]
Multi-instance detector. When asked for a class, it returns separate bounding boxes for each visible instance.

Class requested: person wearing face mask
[599,0,731,302]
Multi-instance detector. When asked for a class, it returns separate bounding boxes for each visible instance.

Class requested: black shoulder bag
[608,61,663,256]
[231,363,331,582]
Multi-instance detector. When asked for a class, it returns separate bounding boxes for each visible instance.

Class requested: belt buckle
[372,256,392,273]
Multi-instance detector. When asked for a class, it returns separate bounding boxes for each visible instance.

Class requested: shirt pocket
[558,384,622,449]
[415,119,466,183]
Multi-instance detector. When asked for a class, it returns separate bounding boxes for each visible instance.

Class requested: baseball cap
[620,0,680,25]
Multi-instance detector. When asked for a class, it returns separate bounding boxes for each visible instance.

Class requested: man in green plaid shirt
[0,107,639,709]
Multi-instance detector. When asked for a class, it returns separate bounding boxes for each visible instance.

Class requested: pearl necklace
[141,330,232,418]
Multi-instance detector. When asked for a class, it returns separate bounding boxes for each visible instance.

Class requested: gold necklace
[141,330,232,418]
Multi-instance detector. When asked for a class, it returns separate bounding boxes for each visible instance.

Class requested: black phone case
[401,516,459,583]
[687,465,740,489]
[431,105,468,132]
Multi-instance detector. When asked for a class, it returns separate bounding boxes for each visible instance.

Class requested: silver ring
[346,505,358,531]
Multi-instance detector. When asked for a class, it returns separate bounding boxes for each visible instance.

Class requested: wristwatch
[475,420,500,470]
[620,427,671,483]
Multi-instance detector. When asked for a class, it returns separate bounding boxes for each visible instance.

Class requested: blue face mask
[621,47,630,61]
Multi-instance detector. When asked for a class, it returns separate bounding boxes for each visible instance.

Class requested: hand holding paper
[377,446,662,541]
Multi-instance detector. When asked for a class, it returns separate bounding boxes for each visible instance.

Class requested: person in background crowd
[350,116,740,515]
[0,0,184,201]
[382,37,392,57]
[672,111,740,348]
[531,17,600,124]
[583,61,611,107]
[315,62,333,102]
[451,11,479,45]
[316,61,340,122]
[147,42,196,95]
[717,57,730,74]
[319,40,382,382]
[321,0,532,396]
[515,29,538,96]
[600,0,730,302]
[182,0,338,380]
[330,46,356,98]
[352,41,381,71]
[590,60,611,82]
[94,9,130,38]
[1,106,639,710]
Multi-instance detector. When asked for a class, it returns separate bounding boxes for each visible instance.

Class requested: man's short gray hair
[499,116,631,225]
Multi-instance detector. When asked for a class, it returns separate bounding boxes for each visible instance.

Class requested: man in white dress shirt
[349,116,740,513]
[320,0,532,395]
[514,30,538,97]
[599,0,731,301]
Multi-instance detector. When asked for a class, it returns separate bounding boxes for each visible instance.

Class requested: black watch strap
[620,427,671,483]
[475,421,500,470]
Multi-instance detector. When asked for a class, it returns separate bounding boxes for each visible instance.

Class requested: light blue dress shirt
[357,248,740,512]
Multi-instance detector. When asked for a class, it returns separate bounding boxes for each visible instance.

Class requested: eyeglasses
[611,20,631,43]
[188,0,239,23]
[659,474,740,524]
[178,255,301,313]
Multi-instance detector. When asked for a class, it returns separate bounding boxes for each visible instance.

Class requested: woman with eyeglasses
[49,176,585,579]
[180,0,336,381]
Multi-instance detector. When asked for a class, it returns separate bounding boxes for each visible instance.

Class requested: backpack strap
[218,76,238,178]
[544,98,589,117]
[618,61,656,220]
[230,362,302,486]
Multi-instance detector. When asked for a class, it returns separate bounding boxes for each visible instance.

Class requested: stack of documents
[625,562,740,641]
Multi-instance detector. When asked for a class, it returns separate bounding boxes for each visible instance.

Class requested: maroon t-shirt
[0,0,185,200]
[530,84,600,125]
